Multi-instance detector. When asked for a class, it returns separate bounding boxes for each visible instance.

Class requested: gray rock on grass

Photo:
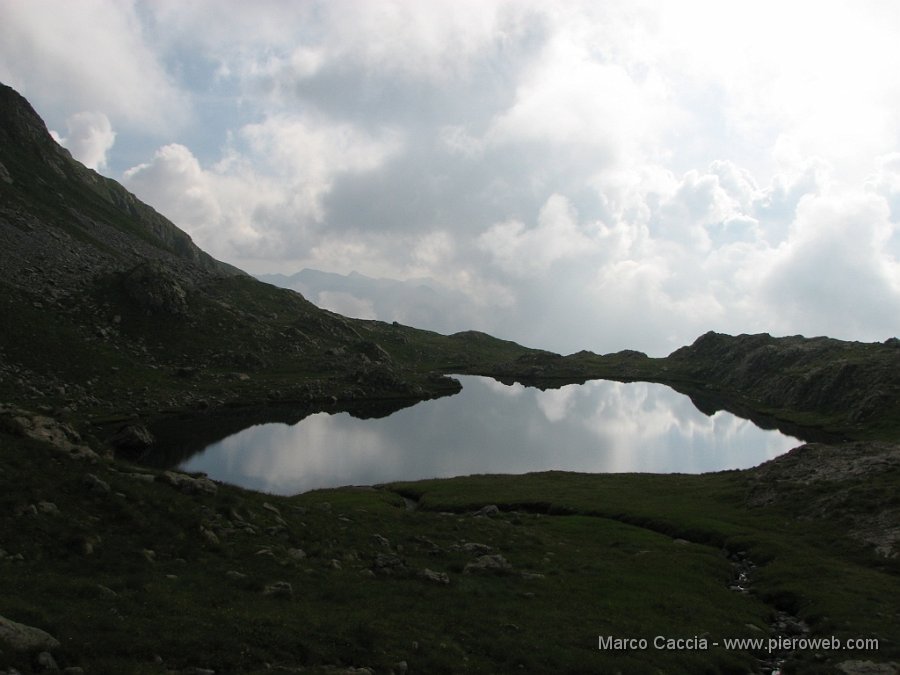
[0,615,60,652]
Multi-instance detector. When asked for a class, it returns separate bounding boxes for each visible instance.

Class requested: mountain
[0,81,535,440]
[0,83,240,282]
[257,268,477,335]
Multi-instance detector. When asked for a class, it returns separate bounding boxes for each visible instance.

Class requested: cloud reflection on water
[179,376,801,494]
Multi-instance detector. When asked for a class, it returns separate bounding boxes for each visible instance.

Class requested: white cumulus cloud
[52,112,116,171]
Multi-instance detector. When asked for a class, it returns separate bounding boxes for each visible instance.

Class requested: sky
[2,0,899,356]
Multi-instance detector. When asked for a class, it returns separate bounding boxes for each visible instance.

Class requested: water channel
[175,376,804,495]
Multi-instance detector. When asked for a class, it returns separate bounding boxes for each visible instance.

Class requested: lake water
[177,376,804,495]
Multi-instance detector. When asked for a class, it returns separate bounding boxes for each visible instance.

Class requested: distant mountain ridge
[257,268,475,334]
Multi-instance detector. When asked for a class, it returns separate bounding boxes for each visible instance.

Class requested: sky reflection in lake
[179,376,802,494]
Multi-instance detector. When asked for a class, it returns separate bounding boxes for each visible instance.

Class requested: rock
[474,504,500,517]
[456,542,493,556]
[109,423,154,451]
[35,650,58,671]
[200,527,220,546]
[464,554,513,575]
[122,261,189,315]
[263,581,293,598]
[97,584,118,598]
[261,502,281,516]
[372,534,391,548]
[356,340,392,363]
[0,615,61,652]
[372,553,407,576]
[78,535,101,556]
[37,501,59,515]
[158,470,217,495]
[418,568,450,585]
[287,548,307,561]
[125,472,155,483]
[83,473,110,494]
[0,159,13,184]
[0,409,98,460]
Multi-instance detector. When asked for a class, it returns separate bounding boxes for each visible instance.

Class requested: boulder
[464,554,513,575]
[263,581,293,598]
[109,423,154,451]
[82,473,111,494]
[371,553,408,576]
[122,261,188,315]
[0,615,60,652]
[0,408,98,460]
[418,568,450,585]
[158,470,217,495]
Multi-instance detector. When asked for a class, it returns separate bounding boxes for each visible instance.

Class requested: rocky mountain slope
[0,81,536,449]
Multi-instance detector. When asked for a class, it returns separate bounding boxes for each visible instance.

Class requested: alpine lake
[148,376,809,495]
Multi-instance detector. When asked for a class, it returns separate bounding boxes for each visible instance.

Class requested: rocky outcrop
[0,615,60,653]
[158,470,218,496]
[122,262,189,315]
[109,423,155,451]
[747,442,900,558]
[666,331,900,428]
[0,405,99,460]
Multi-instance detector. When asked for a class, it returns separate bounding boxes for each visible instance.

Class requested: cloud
[478,194,600,276]
[123,113,402,265]
[123,143,225,243]
[8,1,900,356]
[52,112,116,171]
[487,28,672,166]
[761,192,900,337]
[0,0,188,134]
